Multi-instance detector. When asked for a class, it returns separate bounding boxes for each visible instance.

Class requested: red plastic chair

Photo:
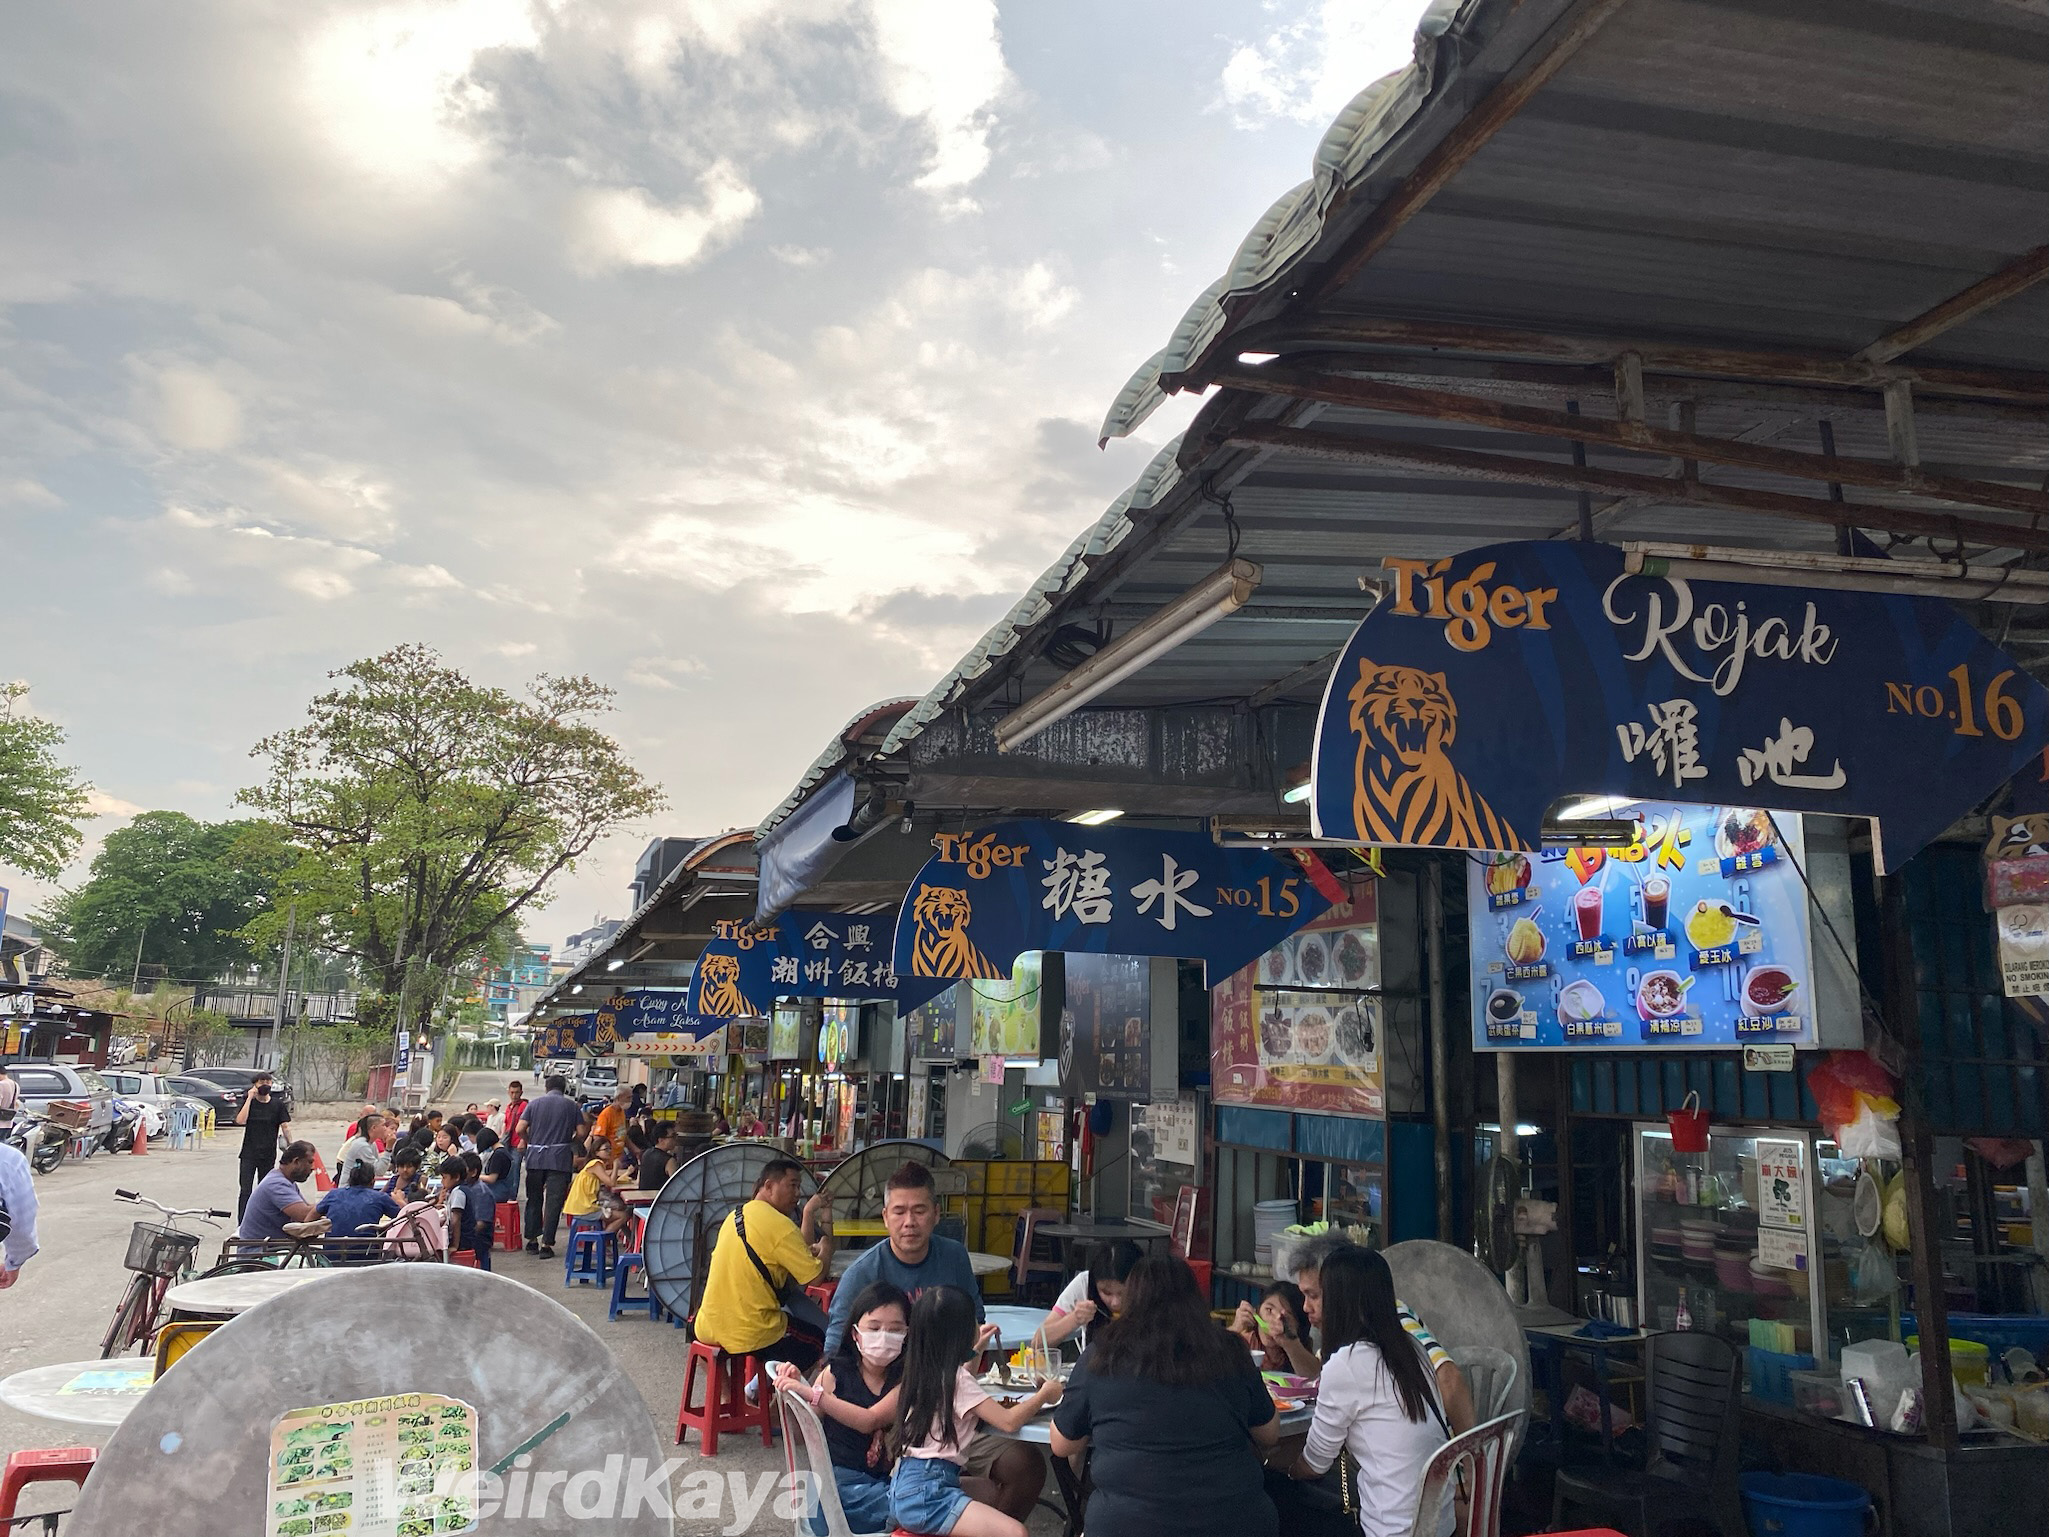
[493,1200,522,1251]
[0,1447,97,1525]
[674,1336,773,1454]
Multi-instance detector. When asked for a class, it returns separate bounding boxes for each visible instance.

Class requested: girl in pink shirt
[890,1287,1060,1537]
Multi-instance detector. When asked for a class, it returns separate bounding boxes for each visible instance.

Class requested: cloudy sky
[1,0,1429,950]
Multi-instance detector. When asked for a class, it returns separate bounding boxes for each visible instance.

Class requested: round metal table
[0,1358,154,1427]
[982,1304,1053,1346]
[160,1268,328,1317]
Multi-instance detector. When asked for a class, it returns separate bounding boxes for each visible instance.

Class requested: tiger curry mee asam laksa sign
[888,821,1334,985]
[1309,540,2049,871]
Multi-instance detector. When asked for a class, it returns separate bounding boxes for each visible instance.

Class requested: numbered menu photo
[267,1394,478,1537]
[1467,802,1816,1051]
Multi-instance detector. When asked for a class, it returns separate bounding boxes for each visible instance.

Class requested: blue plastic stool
[608,1252,663,1321]
[564,1216,616,1286]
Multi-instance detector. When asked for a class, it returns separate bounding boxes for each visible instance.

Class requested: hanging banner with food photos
[1467,802,1816,1051]
[1310,540,2049,871]
[890,821,1333,985]
[1212,877,1383,1116]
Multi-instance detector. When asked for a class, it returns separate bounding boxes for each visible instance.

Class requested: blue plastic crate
[1901,1312,2049,1371]
[1747,1346,1818,1405]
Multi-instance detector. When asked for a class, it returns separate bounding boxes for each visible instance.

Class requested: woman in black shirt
[1051,1255,1281,1537]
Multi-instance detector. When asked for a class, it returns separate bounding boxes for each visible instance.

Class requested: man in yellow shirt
[694,1157,835,1369]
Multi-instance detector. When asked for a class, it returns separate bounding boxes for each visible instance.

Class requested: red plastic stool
[0,1447,97,1525]
[448,1247,481,1268]
[674,1336,772,1454]
[493,1201,522,1250]
[1184,1258,1212,1300]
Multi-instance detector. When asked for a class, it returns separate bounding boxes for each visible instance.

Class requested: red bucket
[1667,1091,1710,1154]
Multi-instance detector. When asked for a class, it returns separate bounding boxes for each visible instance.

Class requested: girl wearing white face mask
[774,1282,911,1535]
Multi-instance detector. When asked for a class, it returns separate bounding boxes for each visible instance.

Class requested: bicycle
[99,1188,231,1358]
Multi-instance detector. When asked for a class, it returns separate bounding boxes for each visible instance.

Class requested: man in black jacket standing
[233,1071,294,1219]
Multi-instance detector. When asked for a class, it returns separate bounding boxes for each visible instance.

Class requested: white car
[100,1071,183,1133]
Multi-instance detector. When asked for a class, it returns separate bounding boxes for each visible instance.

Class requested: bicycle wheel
[99,1275,149,1359]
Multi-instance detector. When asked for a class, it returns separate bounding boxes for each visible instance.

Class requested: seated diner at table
[1037,1238,1141,1346]
[1234,1278,1313,1373]
[773,1281,911,1535]
[1282,1247,1453,1537]
[892,1286,1062,1537]
[695,1156,836,1370]
[1242,1234,1475,1434]
[825,1162,1043,1522]
[1049,1254,1281,1537]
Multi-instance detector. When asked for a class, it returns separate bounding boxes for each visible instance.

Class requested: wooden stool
[0,1447,97,1525]
[674,1337,772,1454]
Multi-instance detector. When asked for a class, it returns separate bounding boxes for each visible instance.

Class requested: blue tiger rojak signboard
[888,820,1334,985]
[686,911,953,1020]
[1310,541,2049,870]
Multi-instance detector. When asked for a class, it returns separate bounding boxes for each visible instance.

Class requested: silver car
[3,1060,115,1135]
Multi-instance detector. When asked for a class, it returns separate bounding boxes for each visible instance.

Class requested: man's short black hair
[281,1139,317,1165]
[545,1074,568,1093]
[755,1157,806,1192]
[886,1160,936,1197]
[391,1145,422,1168]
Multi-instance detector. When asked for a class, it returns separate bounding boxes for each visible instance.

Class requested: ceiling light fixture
[996,559,1263,752]
[1282,782,1312,805]
[1066,809,1124,826]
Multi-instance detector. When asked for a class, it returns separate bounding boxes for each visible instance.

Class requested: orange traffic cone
[131,1116,147,1155]
[310,1147,334,1192]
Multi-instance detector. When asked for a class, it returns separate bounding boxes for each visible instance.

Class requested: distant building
[559,920,622,972]
[487,943,553,1024]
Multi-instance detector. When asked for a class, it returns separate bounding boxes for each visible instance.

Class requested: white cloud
[300,0,538,190]
[85,790,146,817]
[0,478,60,507]
[623,654,706,690]
[1219,0,1430,126]
[572,163,762,273]
[143,364,243,452]
[867,0,1011,194]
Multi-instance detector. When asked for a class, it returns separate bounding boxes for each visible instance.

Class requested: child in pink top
[890,1287,1060,1536]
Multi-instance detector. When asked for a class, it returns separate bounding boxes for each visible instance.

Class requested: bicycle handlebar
[114,1190,228,1223]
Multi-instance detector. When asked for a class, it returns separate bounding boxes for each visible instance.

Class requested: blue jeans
[890,1457,971,1536]
[810,1465,891,1536]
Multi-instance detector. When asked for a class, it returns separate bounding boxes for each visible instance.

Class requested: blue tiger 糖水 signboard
[1310,541,2049,869]
[887,820,1333,984]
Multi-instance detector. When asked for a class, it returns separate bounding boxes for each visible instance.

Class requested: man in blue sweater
[826,1161,1043,1518]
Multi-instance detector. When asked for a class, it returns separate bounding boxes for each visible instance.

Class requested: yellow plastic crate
[1032,1162,1070,1199]
[988,1162,1032,1194]
[981,1213,1020,1255]
[958,1162,988,1194]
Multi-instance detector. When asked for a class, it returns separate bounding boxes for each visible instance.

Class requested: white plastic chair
[1410,1410,1519,1537]
[1445,1344,1521,1422]
[776,1387,890,1537]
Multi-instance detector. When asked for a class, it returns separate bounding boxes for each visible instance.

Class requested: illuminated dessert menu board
[1467,803,1815,1051]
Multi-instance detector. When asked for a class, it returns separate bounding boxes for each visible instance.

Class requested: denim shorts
[890,1455,972,1535]
[812,1465,891,1536]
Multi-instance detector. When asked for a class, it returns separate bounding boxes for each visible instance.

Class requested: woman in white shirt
[1284,1247,1451,1537]
[1040,1239,1141,1346]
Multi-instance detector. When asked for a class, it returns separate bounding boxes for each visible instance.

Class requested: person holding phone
[233,1071,294,1219]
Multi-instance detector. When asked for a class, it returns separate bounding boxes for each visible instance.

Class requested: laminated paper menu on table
[267,1393,478,1537]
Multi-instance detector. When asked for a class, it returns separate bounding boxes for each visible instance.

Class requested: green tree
[35,811,289,980]
[0,682,92,880]
[240,644,664,1029]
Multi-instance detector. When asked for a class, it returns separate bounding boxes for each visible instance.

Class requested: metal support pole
[268,901,297,1073]
[1880,867,1959,1448]
[1425,861,1455,1242]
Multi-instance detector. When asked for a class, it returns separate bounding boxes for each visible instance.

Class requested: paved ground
[0,1084,1063,1534]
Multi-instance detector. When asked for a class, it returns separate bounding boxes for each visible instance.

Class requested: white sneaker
[743,1376,760,1405]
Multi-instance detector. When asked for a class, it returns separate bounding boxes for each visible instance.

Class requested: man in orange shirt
[587,1087,633,1160]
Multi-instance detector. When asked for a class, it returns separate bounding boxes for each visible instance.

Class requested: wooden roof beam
[1212,362,2049,521]
[1223,423,2049,557]
[1857,244,2049,365]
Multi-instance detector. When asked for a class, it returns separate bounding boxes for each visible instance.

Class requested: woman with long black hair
[1284,1246,1452,1537]
[1049,1254,1280,1537]
[1040,1238,1141,1345]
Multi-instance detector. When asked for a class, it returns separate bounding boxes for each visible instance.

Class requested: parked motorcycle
[6,1112,69,1174]
[104,1098,144,1155]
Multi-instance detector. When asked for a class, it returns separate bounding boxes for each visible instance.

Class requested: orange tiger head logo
[1348,661,1458,770]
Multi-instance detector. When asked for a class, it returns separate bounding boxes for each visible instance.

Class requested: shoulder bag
[732,1205,831,1338]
